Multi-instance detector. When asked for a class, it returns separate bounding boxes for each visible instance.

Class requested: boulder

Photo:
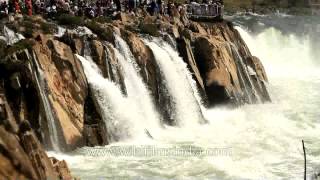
[194,36,242,105]
[33,38,87,151]
[193,22,270,105]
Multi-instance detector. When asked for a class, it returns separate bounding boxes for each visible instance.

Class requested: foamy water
[49,16,320,180]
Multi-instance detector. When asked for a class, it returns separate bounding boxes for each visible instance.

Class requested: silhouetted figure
[114,0,121,11]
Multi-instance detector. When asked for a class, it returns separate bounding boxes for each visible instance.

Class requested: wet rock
[50,157,73,180]
[177,37,205,91]
[33,38,87,151]
[192,22,270,105]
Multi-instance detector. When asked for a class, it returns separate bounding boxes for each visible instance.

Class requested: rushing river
[50,14,320,180]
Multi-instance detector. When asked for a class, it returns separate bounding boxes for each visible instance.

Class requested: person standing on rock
[14,0,21,14]
[25,0,32,15]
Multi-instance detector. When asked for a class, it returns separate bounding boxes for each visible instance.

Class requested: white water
[77,42,161,142]
[50,17,320,180]
[54,26,66,37]
[31,51,60,151]
[114,35,160,130]
[143,38,203,126]
[1,26,25,45]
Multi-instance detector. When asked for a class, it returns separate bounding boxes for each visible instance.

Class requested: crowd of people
[0,0,223,19]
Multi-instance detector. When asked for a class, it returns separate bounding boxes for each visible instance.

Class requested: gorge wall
[0,12,270,179]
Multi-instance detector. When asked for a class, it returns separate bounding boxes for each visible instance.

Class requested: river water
[50,14,320,180]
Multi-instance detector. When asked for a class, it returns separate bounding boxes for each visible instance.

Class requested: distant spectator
[128,0,136,12]
[35,0,41,13]
[14,0,21,13]
[0,1,8,16]
[167,1,173,16]
[157,0,163,14]
[25,0,32,16]
[147,0,157,16]
[114,0,121,11]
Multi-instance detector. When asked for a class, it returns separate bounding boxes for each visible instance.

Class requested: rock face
[0,13,271,178]
[185,22,271,106]
[33,36,88,151]
[0,81,73,179]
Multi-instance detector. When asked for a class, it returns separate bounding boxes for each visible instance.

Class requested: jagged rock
[0,125,39,180]
[194,36,242,105]
[91,40,108,78]
[83,91,108,146]
[193,22,270,105]
[19,121,58,180]
[33,38,87,150]
[177,37,205,91]
[50,157,73,180]
[189,21,208,34]
[0,88,73,180]
[246,56,268,82]
[140,23,160,36]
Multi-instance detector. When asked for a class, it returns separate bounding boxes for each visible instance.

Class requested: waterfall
[78,54,136,142]
[228,43,259,103]
[30,51,60,151]
[143,38,204,126]
[113,35,160,127]
[2,26,25,45]
[78,37,160,142]
[54,26,66,37]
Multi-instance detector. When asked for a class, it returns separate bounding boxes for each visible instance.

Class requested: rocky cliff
[0,12,270,179]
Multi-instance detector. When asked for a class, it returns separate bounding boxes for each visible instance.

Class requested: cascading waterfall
[143,38,204,126]
[113,36,160,129]
[30,51,60,151]
[78,54,138,142]
[78,36,160,142]
[54,26,66,37]
[228,43,260,103]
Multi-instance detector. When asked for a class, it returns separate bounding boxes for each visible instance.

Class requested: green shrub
[93,16,112,24]
[6,39,35,57]
[57,14,84,28]
[85,21,111,40]
[40,22,57,34]
[139,23,160,36]
[21,20,35,38]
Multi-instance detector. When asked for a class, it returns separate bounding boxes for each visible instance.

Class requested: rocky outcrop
[32,36,87,151]
[179,21,271,106]
[0,81,73,180]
